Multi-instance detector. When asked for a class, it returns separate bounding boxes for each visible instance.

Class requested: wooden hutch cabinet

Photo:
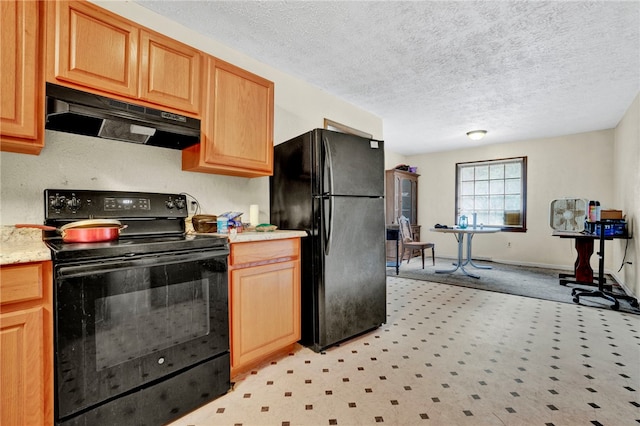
[385,169,421,260]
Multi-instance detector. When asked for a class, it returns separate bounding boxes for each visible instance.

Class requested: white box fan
[550,198,588,232]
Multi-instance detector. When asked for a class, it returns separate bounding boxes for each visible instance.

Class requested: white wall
[384,150,408,171]
[409,130,616,272]
[613,93,639,297]
[0,1,382,226]
[0,132,272,224]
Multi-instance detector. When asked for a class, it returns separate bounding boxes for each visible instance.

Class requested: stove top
[43,189,228,262]
[46,234,228,262]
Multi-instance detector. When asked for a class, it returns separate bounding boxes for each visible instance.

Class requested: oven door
[54,248,229,421]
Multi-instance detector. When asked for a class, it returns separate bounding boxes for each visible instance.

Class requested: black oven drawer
[57,353,231,426]
[54,249,229,422]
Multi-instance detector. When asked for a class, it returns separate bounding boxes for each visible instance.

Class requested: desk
[555,223,638,310]
[386,227,400,275]
[552,230,602,287]
[430,227,500,279]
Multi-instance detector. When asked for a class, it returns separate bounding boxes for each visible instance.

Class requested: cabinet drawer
[230,238,299,267]
[0,263,44,305]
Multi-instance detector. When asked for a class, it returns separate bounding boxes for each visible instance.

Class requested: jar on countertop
[217,216,229,234]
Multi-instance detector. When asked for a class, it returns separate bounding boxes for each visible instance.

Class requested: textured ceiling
[135,1,640,155]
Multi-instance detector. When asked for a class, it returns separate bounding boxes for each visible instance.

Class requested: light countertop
[193,229,307,243]
[1,226,51,265]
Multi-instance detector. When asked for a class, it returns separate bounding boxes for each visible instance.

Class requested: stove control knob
[165,200,175,209]
[50,195,65,210]
[175,199,186,210]
[67,197,81,210]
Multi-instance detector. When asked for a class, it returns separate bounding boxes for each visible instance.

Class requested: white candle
[249,204,259,226]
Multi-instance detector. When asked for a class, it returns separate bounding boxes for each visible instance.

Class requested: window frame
[455,156,527,233]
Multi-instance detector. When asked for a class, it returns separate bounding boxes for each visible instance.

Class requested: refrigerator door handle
[322,136,334,196]
[325,195,333,255]
[322,136,334,255]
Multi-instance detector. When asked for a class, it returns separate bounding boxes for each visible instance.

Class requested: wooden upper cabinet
[0,0,44,154]
[139,30,202,114]
[47,0,139,98]
[47,1,201,115]
[183,57,274,177]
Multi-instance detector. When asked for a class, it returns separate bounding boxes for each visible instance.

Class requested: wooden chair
[398,216,435,269]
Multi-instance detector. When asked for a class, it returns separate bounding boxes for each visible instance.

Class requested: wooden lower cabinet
[228,238,300,376]
[0,261,53,426]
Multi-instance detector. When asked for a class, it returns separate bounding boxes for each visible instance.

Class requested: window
[455,157,527,232]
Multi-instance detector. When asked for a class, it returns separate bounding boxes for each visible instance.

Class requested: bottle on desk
[458,215,468,229]
[588,200,601,222]
[586,200,601,234]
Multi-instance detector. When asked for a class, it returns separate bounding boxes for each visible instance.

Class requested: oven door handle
[56,249,228,278]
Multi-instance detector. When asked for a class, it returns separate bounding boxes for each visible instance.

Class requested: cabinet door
[183,57,274,177]
[398,176,418,224]
[230,260,300,369]
[47,1,138,97]
[139,30,202,114]
[0,0,44,154]
[1,308,45,426]
[0,262,53,426]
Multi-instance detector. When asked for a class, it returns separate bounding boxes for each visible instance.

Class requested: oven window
[94,277,210,370]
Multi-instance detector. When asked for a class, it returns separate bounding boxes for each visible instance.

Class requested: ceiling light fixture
[466,130,487,141]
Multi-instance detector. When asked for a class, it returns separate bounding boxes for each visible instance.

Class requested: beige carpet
[388,257,640,315]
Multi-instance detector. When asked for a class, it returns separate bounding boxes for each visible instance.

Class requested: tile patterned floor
[169,276,640,426]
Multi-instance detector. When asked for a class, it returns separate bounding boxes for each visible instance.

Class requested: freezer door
[317,195,386,349]
[318,130,384,197]
[270,132,314,231]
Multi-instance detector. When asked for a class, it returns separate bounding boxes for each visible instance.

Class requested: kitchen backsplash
[0,130,270,226]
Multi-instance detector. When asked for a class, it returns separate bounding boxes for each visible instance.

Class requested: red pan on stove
[16,219,127,243]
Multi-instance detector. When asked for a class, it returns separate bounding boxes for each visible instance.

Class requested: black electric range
[45,189,231,426]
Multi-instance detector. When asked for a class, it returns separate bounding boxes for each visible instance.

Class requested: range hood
[45,83,200,150]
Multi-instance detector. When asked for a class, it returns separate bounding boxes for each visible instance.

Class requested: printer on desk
[585,208,627,236]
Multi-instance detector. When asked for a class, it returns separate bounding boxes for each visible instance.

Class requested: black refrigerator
[270,129,387,352]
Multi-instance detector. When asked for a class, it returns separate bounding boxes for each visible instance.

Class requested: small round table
[429,227,501,279]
